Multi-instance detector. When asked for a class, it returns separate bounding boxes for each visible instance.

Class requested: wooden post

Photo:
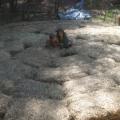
[118,15,120,25]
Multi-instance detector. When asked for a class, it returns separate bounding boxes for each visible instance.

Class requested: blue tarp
[58,8,91,20]
[58,0,92,20]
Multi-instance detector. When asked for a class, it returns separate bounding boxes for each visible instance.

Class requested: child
[56,28,72,49]
[46,34,59,48]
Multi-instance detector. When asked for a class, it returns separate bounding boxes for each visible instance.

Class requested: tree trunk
[9,0,17,13]
[0,0,2,8]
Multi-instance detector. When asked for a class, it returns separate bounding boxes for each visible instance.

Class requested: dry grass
[89,110,120,120]
[0,21,120,120]
[4,98,70,120]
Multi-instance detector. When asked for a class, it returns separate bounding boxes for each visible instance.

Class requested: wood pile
[21,0,57,20]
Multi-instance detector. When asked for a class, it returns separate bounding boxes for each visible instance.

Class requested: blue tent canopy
[57,0,92,20]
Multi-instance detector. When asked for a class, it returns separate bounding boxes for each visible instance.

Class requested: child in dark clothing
[56,28,72,49]
[46,34,59,48]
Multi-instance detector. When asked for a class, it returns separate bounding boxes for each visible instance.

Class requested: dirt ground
[0,20,120,120]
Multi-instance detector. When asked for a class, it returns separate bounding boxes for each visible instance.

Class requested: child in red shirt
[46,34,59,48]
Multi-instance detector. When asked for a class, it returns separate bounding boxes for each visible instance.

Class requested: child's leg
[63,39,69,48]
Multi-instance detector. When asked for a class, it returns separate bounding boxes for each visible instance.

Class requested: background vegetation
[0,0,120,24]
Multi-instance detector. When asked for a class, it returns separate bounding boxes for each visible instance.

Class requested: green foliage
[85,0,102,9]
